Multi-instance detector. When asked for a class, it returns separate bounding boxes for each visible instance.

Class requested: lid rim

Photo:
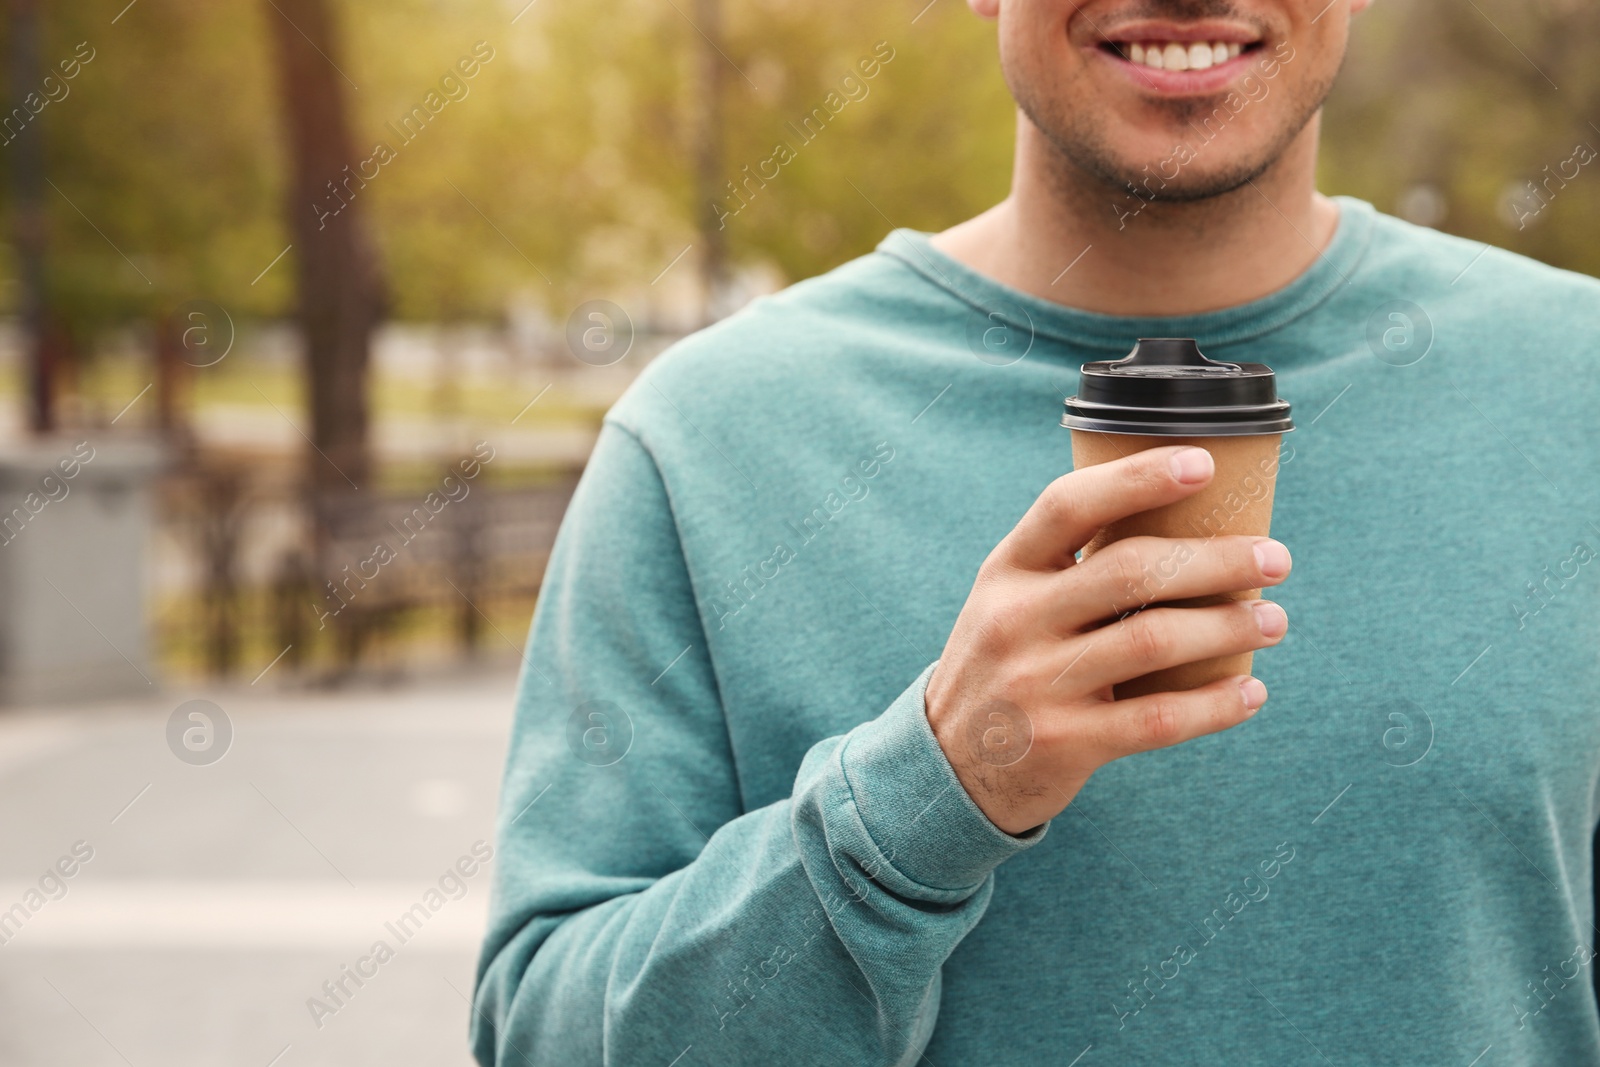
[1064,397,1292,417]
[1061,414,1296,436]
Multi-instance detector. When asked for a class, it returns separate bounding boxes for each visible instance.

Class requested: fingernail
[1170,447,1213,484]
[1240,677,1267,710]
[1253,539,1291,579]
[1252,601,1287,638]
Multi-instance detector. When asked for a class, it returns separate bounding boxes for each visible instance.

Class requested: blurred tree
[1322,0,1600,275]
[0,0,289,434]
[708,0,1013,283]
[5,0,52,431]
[3,0,1598,401]
[264,0,384,498]
[692,0,728,325]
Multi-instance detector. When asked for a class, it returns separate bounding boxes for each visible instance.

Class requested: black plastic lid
[1061,338,1294,436]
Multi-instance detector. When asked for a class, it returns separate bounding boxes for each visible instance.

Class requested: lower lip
[1093,46,1262,95]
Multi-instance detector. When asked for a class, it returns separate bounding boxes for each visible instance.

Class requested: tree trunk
[264,0,385,499]
[8,0,54,434]
[692,0,727,326]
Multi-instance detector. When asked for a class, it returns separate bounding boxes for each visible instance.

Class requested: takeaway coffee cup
[1062,338,1294,699]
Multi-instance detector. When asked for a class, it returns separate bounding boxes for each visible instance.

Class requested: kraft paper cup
[1062,339,1294,700]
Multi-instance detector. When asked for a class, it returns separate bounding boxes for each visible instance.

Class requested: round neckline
[875,195,1376,358]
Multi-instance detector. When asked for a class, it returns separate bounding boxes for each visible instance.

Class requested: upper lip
[1092,20,1263,45]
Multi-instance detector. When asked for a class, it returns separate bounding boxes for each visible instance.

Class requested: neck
[930,112,1340,317]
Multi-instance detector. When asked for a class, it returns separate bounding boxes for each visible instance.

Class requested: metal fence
[158,461,581,683]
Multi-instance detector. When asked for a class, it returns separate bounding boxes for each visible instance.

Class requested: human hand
[923,445,1291,835]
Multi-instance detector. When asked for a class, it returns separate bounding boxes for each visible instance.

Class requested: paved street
[0,667,520,1066]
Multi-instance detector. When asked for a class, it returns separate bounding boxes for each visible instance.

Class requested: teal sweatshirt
[472,196,1600,1065]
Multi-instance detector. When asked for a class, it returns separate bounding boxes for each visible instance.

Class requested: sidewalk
[0,667,519,1066]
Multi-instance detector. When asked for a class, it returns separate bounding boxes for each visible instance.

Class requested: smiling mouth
[1099,38,1264,72]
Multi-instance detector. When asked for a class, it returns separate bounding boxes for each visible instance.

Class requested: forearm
[472,665,1045,1066]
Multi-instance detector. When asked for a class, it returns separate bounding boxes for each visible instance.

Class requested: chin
[1119,134,1278,186]
[1023,87,1309,206]
[1129,165,1272,203]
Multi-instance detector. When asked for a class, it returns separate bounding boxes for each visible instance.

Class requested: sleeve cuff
[836,662,1047,896]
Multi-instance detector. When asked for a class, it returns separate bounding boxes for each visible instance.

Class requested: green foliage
[2,0,1597,342]
[0,0,285,327]
[1322,0,1600,276]
[713,0,1014,279]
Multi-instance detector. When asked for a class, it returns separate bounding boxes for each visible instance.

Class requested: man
[473,1,1600,1063]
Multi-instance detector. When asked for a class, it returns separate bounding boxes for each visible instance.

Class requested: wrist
[834,662,1048,893]
[924,673,1057,838]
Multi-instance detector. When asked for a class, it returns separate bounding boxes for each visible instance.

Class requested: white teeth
[1121,39,1251,70]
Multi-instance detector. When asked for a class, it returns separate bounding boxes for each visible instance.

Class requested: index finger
[997,445,1214,572]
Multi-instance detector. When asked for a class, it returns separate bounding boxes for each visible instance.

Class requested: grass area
[155,584,539,684]
[14,346,611,429]
[375,455,582,493]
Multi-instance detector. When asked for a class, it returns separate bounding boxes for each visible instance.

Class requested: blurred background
[0,0,1593,1062]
